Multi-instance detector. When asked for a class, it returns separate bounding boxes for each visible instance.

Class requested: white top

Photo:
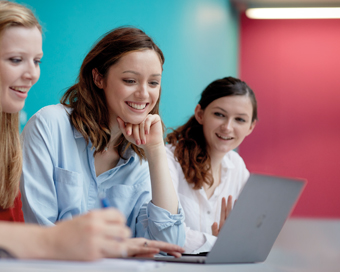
[165,144,249,253]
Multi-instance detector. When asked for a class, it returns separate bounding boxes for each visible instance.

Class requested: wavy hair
[0,1,41,209]
[166,77,257,189]
[61,27,165,160]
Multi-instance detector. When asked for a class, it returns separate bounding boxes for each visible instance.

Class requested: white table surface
[0,218,339,272]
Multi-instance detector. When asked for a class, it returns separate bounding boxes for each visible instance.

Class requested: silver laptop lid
[206,174,306,264]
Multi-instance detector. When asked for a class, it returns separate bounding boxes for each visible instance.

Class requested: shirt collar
[72,124,135,164]
[221,152,236,170]
[73,126,83,139]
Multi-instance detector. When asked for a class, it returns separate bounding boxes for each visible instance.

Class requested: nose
[221,119,233,132]
[135,82,149,99]
[22,60,40,83]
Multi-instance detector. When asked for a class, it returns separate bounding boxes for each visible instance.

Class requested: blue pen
[99,192,110,208]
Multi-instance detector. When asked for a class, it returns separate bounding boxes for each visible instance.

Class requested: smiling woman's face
[0,26,43,113]
[195,95,256,158]
[94,49,162,126]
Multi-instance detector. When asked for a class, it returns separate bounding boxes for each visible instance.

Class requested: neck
[208,149,225,171]
[109,120,123,146]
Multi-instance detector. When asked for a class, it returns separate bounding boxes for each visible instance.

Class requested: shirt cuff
[192,233,217,254]
[146,201,185,231]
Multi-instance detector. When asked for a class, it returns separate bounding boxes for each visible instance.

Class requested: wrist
[144,142,165,157]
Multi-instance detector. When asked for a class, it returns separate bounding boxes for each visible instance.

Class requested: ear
[246,119,257,136]
[92,68,104,89]
[194,104,204,125]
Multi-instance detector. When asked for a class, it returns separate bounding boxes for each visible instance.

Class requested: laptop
[154,173,306,264]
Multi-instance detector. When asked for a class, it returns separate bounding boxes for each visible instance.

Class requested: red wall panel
[239,13,340,218]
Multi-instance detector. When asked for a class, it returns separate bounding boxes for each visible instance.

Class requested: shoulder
[25,104,71,130]
[33,104,70,123]
[165,144,176,156]
[165,144,179,165]
[22,104,74,142]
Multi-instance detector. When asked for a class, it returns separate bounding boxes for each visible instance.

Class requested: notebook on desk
[153,174,306,264]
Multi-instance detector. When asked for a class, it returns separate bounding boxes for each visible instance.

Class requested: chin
[1,103,25,114]
[121,115,147,125]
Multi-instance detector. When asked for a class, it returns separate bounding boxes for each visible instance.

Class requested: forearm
[0,222,53,259]
[145,144,178,214]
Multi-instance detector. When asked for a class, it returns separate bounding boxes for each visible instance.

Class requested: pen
[99,191,110,208]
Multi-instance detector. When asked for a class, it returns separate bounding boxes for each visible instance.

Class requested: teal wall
[18,0,239,131]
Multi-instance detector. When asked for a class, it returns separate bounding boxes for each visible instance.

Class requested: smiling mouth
[10,87,29,93]
[216,133,234,140]
[126,102,148,110]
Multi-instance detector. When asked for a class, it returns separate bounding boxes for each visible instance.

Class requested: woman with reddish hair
[166,77,257,253]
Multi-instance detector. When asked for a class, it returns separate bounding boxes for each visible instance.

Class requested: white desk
[1,219,339,272]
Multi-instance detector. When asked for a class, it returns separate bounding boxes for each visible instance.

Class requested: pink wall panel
[239,13,340,218]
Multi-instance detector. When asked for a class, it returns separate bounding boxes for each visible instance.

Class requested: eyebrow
[212,106,250,116]
[3,51,43,57]
[123,70,161,77]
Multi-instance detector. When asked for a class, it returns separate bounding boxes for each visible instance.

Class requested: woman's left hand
[117,114,163,151]
[211,195,233,237]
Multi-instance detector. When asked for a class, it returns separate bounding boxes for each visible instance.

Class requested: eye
[9,58,22,64]
[214,112,225,117]
[149,81,159,87]
[236,117,246,123]
[34,59,42,66]
[123,79,136,84]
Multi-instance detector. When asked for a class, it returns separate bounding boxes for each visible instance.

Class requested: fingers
[220,197,227,226]
[165,251,182,258]
[103,224,131,241]
[143,115,154,135]
[211,222,219,236]
[127,245,159,257]
[117,115,161,146]
[94,208,127,224]
[102,240,129,259]
[84,209,131,241]
[146,240,185,254]
[226,195,233,218]
[139,121,146,145]
[126,238,184,255]
[132,124,141,145]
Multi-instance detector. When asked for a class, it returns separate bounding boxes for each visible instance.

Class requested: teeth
[10,87,29,93]
[128,102,147,110]
[217,134,233,140]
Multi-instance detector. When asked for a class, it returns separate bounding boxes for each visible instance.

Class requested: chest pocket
[55,167,83,220]
[106,183,149,224]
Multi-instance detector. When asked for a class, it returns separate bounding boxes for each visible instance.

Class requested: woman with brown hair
[20,26,185,248]
[166,77,257,253]
[0,0,184,260]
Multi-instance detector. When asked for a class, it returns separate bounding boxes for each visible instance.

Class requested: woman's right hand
[46,209,184,261]
[123,237,185,258]
[46,208,131,261]
[211,195,233,237]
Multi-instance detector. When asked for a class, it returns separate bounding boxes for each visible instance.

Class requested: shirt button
[207,211,211,214]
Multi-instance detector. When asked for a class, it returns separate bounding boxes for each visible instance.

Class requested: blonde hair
[0,1,41,209]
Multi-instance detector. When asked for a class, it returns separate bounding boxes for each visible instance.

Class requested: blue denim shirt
[20,104,185,245]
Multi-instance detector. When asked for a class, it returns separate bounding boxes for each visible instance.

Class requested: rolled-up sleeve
[136,201,185,246]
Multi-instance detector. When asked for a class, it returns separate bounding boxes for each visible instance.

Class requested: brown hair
[0,1,41,209]
[166,77,257,189]
[61,27,165,160]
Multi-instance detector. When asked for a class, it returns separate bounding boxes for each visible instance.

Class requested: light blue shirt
[20,104,185,245]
